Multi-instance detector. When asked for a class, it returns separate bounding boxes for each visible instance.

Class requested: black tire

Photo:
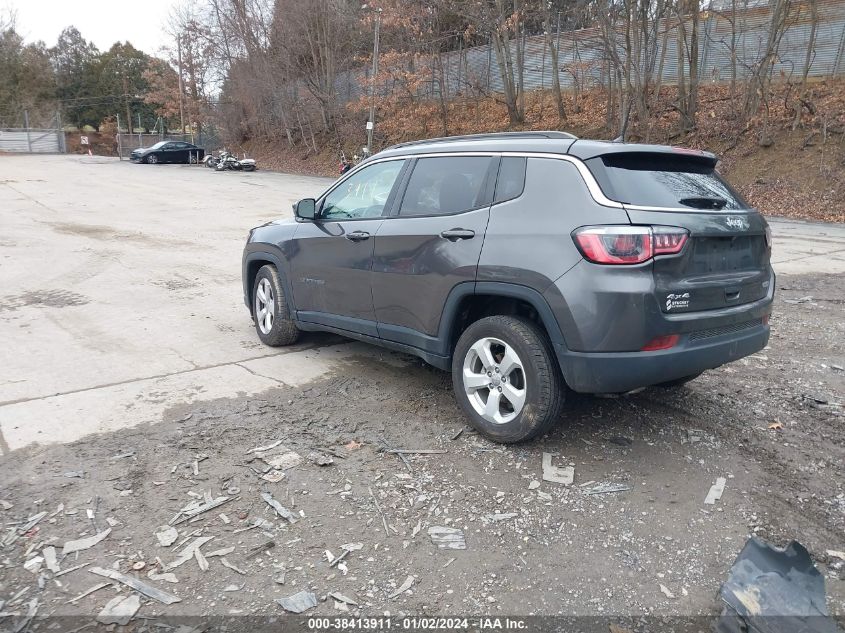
[252,265,299,347]
[654,372,703,389]
[451,315,564,443]
[146,154,158,164]
[189,154,198,164]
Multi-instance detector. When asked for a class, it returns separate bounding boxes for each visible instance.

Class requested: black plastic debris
[716,536,842,633]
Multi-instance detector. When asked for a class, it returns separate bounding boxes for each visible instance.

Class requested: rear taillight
[573,226,688,265]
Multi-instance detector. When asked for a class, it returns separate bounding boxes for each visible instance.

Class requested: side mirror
[294,198,316,220]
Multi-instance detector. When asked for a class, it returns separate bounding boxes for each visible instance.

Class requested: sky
[4,0,180,55]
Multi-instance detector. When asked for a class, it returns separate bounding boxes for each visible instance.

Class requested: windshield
[587,152,749,210]
[148,141,167,150]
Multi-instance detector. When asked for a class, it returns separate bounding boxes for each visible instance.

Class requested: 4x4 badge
[725,216,749,230]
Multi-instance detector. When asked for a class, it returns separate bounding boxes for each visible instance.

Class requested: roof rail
[385,130,578,151]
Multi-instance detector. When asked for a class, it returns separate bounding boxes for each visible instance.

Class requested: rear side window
[399,156,493,216]
[494,157,526,203]
[587,152,749,210]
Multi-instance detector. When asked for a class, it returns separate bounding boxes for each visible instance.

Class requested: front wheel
[252,265,299,347]
[146,154,158,164]
[452,315,564,443]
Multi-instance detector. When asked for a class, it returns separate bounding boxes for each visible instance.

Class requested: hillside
[239,79,845,224]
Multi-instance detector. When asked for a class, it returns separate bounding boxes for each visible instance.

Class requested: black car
[242,131,773,443]
[130,141,205,164]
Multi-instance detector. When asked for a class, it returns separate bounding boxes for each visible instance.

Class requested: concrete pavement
[1,155,842,453]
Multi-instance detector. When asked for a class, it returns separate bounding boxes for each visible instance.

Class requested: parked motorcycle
[205,150,257,172]
[216,151,257,172]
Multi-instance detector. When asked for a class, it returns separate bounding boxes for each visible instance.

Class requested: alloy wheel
[255,278,275,334]
[462,337,527,424]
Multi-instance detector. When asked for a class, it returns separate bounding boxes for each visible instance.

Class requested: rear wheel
[252,265,299,347]
[452,316,564,443]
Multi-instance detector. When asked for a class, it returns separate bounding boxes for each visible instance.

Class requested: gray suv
[242,132,773,443]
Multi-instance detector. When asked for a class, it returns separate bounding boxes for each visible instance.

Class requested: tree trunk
[543,10,566,122]
[792,0,818,129]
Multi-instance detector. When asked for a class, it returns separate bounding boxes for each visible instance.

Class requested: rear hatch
[585,150,772,313]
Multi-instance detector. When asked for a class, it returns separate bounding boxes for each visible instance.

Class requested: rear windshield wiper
[679,197,728,210]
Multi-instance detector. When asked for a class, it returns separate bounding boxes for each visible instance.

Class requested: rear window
[587,152,749,210]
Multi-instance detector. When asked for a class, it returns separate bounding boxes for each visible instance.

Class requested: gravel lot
[0,155,843,627]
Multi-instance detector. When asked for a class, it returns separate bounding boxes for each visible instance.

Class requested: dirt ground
[1,272,843,628]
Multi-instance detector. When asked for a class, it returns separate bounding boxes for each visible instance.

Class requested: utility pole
[138,112,142,146]
[366,7,382,155]
[177,34,186,136]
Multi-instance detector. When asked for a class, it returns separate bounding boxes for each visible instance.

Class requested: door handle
[440,228,475,241]
[345,230,371,242]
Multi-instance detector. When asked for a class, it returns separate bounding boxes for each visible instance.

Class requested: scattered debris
[62,528,111,557]
[385,448,448,455]
[827,550,845,561]
[3,511,46,547]
[220,558,246,575]
[89,566,182,604]
[276,590,318,613]
[389,575,415,599]
[63,471,84,478]
[54,562,88,577]
[42,546,59,573]
[450,428,464,440]
[705,477,727,505]
[484,513,518,522]
[246,439,284,454]
[66,582,111,604]
[261,447,304,471]
[542,453,574,485]
[261,470,285,483]
[717,537,841,633]
[110,450,136,460]
[583,483,632,496]
[340,542,363,552]
[768,421,784,430]
[165,536,214,570]
[205,546,235,558]
[307,451,334,466]
[194,548,209,571]
[148,570,178,583]
[329,592,359,606]
[261,491,298,524]
[659,584,676,599]
[12,598,38,633]
[428,526,466,550]
[97,594,141,626]
[223,584,241,592]
[528,480,541,490]
[172,496,235,526]
[606,436,633,446]
[155,525,179,547]
[23,556,43,574]
[245,540,275,559]
[0,500,12,510]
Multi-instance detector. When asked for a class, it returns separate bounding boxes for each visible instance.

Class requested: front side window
[399,156,493,216]
[321,160,405,220]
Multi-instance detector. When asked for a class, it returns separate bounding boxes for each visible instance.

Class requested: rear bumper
[556,323,769,393]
